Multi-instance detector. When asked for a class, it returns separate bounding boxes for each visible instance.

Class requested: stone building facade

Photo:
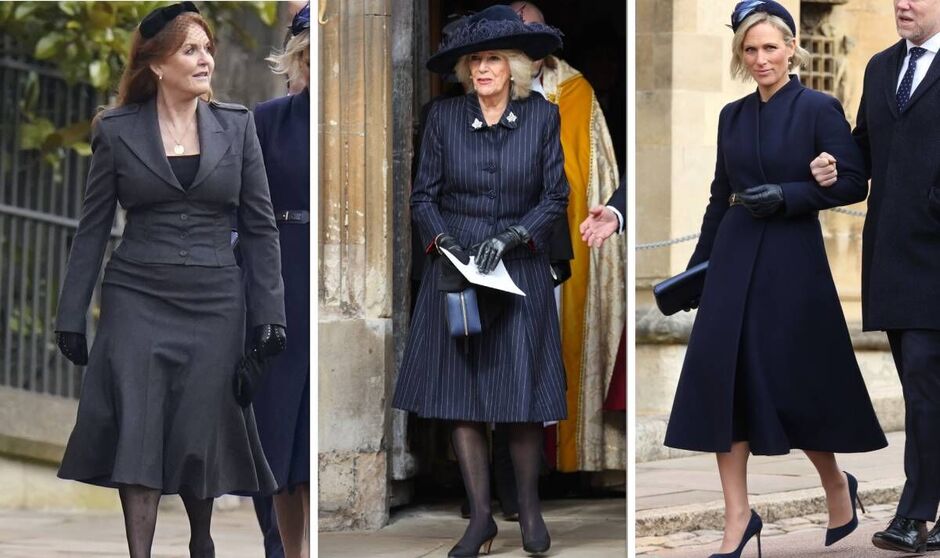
[636,0,904,462]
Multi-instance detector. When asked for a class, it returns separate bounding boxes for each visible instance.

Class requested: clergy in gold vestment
[538,54,625,473]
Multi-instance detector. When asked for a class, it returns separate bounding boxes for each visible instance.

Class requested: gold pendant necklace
[161,115,195,156]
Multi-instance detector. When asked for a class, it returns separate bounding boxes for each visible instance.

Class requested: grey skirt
[57,253,276,498]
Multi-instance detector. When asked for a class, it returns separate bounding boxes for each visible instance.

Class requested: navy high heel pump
[825,471,865,546]
[709,509,762,558]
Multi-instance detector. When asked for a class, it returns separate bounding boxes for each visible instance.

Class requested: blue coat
[250,88,310,490]
[393,93,570,422]
[664,77,886,455]
[856,40,940,331]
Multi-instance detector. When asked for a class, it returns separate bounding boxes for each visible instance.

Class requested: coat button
[180,214,188,221]
[486,191,496,198]
[179,232,188,239]
[179,250,188,257]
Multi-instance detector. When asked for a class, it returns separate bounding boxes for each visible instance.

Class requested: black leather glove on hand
[435,234,471,292]
[475,225,531,274]
[739,184,785,218]
[253,324,286,359]
[435,233,470,265]
[57,332,88,366]
[233,351,264,408]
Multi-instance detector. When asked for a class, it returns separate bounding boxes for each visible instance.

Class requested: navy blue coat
[664,77,886,455]
[250,88,310,490]
[393,93,570,422]
[855,40,940,331]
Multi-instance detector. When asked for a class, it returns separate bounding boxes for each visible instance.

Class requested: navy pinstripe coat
[393,92,569,422]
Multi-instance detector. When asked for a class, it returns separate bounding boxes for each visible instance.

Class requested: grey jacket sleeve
[55,121,118,334]
[237,111,286,328]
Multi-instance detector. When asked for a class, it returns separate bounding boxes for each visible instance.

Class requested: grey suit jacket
[56,97,285,334]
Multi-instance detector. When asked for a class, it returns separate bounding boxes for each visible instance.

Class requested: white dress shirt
[896,31,940,94]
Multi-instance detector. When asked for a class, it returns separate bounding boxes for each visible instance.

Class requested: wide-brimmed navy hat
[730,0,796,36]
[426,5,562,74]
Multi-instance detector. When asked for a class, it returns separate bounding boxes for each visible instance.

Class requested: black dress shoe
[926,522,940,551]
[872,515,927,553]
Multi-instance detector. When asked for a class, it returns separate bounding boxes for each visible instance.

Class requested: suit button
[179,232,188,239]
[486,191,496,198]
[179,250,188,257]
[180,214,188,221]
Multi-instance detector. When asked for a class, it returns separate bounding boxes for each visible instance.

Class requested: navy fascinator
[729,0,796,36]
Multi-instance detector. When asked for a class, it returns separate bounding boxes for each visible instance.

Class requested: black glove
[253,324,286,359]
[434,234,471,292]
[434,233,470,265]
[233,351,264,408]
[475,225,530,274]
[738,184,784,218]
[56,332,88,366]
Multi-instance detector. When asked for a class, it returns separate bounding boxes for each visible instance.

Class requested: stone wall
[317,0,394,532]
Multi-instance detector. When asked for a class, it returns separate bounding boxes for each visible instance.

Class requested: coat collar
[754,74,802,105]
[118,96,230,192]
[464,93,520,131]
[884,39,907,119]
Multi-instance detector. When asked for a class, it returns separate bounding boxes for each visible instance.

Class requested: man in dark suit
[812,1,940,552]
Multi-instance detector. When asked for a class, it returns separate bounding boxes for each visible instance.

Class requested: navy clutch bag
[445,288,482,337]
[653,261,708,316]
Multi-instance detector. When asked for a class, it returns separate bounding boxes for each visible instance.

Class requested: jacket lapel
[189,101,231,191]
[904,47,940,113]
[883,40,906,120]
[118,97,183,191]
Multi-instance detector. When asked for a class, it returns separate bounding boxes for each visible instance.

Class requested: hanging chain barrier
[636,206,867,251]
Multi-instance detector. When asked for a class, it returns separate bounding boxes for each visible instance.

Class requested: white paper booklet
[440,247,526,297]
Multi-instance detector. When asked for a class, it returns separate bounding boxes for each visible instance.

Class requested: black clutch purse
[653,261,708,316]
[445,287,482,337]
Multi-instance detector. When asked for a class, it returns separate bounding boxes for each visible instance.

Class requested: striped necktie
[897,47,927,112]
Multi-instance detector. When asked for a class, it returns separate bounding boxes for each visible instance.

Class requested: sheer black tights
[451,422,497,552]
[506,422,549,547]
[118,485,215,558]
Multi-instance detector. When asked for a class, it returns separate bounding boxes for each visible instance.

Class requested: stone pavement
[636,430,908,554]
[0,503,265,557]
[643,508,906,557]
[319,498,626,557]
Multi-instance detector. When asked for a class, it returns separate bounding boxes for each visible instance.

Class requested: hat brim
[426,32,561,74]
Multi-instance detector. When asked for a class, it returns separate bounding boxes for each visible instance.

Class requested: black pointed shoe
[871,515,927,553]
[926,521,940,552]
[825,471,864,546]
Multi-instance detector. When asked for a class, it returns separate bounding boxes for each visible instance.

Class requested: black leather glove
[435,234,470,292]
[253,324,286,359]
[434,233,470,264]
[56,332,88,366]
[475,225,530,274]
[233,351,264,408]
[738,184,785,218]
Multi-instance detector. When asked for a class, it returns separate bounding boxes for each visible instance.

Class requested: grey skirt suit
[393,93,569,423]
[55,97,285,498]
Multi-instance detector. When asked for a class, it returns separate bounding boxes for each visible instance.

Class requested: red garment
[603,326,626,411]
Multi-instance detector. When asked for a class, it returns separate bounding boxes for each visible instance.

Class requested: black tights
[118,485,215,558]
[451,421,547,547]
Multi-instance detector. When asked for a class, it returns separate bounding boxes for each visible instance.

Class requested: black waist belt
[275,210,309,224]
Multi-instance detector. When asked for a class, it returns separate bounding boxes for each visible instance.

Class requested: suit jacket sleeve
[518,105,569,249]
[55,121,119,334]
[688,108,731,268]
[237,111,286,328]
[606,174,626,217]
[410,103,451,250]
[781,96,868,216]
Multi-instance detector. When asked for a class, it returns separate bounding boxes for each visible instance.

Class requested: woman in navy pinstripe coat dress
[392,6,568,557]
